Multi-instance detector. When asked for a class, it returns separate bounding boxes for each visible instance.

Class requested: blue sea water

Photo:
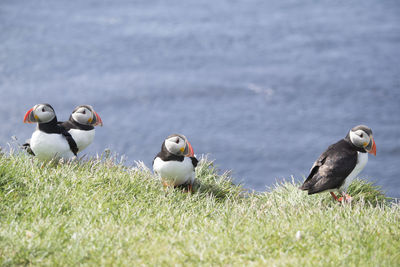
[1,0,399,197]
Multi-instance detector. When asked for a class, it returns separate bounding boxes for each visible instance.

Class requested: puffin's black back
[300,139,358,194]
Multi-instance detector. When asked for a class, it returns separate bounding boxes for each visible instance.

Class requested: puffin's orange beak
[368,138,376,156]
[93,111,103,126]
[23,108,35,123]
[186,141,194,157]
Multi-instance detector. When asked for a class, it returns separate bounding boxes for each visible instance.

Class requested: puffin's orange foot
[162,179,171,189]
[330,192,339,201]
[338,194,352,203]
[186,184,193,194]
[181,184,193,193]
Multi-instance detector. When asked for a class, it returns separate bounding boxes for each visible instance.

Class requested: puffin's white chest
[69,129,95,152]
[30,130,74,160]
[340,152,368,192]
[153,157,195,186]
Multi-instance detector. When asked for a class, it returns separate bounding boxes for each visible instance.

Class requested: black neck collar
[157,141,184,162]
[69,116,94,130]
[38,117,62,134]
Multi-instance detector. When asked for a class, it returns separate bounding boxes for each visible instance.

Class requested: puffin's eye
[42,108,45,112]
[360,133,364,138]
[175,139,179,144]
[83,110,86,114]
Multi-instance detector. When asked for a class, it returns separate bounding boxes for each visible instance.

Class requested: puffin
[153,134,198,192]
[59,105,103,152]
[23,103,79,161]
[300,125,377,202]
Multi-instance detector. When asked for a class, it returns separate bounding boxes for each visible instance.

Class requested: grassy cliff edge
[0,152,399,266]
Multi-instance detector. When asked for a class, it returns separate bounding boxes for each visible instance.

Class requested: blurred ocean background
[1,0,399,197]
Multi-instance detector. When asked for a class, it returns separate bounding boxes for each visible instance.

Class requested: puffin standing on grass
[153,134,198,192]
[300,125,377,202]
[23,103,79,161]
[60,105,103,153]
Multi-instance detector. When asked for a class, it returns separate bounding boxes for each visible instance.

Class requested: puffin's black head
[23,103,56,124]
[163,134,194,157]
[347,125,376,156]
[71,105,103,126]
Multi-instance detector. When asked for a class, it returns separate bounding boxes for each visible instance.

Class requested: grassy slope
[0,153,399,266]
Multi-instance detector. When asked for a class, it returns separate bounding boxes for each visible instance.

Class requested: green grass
[0,152,399,266]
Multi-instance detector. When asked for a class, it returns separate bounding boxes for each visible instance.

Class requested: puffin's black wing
[300,139,357,194]
[190,157,198,168]
[59,126,79,156]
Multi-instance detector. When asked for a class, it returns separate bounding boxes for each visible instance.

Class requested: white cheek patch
[40,112,54,123]
[350,130,369,148]
[72,113,90,124]
[165,140,177,153]
[72,113,82,123]
[165,139,185,154]
[72,113,79,122]
[349,131,358,145]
